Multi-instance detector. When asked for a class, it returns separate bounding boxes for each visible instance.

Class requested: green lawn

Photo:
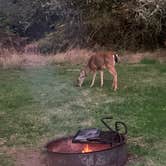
[0,62,166,166]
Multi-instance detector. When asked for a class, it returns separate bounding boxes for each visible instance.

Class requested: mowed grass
[0,62,166,166]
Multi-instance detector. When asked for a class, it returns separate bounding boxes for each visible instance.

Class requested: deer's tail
[114,54,119,63]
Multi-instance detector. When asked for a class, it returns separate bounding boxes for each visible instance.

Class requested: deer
[76,51,119,91]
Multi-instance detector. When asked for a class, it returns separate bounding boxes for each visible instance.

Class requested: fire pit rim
[45,135,127,155]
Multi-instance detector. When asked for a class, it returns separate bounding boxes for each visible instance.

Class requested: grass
[0,63,166,166]
[140,58,159,64]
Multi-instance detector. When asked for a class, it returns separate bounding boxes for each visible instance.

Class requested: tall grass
[0,48,92,69]
[0,48,165,69]
[48,48,92,65]
[0,49,25,69]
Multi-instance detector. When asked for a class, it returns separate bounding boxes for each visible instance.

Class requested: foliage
[0,0,61,38]
[0,0,166,52]
[134,0,166,49]
[39,0,166,52]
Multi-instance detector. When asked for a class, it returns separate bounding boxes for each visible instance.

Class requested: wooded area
[0,0,166,53]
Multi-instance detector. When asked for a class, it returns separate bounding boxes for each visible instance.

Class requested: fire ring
[45,117,128,166]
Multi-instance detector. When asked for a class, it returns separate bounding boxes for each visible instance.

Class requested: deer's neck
[83,65,91,76]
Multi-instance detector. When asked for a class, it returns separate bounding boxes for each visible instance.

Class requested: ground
[0,60,166,166]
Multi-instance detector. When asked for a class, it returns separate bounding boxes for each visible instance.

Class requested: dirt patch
[2,147,47,166]
[16,149,46,166]
[14,148,47,166]
[127,153,146,165]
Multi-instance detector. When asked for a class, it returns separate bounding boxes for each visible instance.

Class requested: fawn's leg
[99,70,104,87]
[108,66,117,91]
[90,71,97,87]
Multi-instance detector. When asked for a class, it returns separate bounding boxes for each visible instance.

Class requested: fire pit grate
[72,117,127,145]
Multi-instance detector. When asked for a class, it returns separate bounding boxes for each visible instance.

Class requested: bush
[1,0,166,53]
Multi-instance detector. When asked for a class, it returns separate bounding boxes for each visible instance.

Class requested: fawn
[77,51,119,91]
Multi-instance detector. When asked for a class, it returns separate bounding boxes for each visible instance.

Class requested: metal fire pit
[45,117,128,166]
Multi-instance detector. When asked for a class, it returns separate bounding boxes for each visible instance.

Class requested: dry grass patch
[0,48,93,68]
[22,53,49,67]
[121,49,166,63]
[128,136,146,148]
[49,48,92,65]
[0,50,25,69]
[0,48,165,69]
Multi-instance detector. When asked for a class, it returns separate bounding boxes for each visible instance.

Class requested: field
[0,60,166,166]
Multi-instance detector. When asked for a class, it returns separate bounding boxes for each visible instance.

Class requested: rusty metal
[45,137,127,166]
[45,117,128,166]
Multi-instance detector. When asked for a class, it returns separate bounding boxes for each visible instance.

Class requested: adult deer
[77,51,119,91]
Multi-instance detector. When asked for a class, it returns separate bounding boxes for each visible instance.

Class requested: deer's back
[88,52,114,71]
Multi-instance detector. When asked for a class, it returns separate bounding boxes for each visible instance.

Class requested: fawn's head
[76,69,87,87]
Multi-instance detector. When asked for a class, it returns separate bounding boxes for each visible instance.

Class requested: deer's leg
[108,66,117,91]
[90,71,97,87]
[99,70,104,87]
